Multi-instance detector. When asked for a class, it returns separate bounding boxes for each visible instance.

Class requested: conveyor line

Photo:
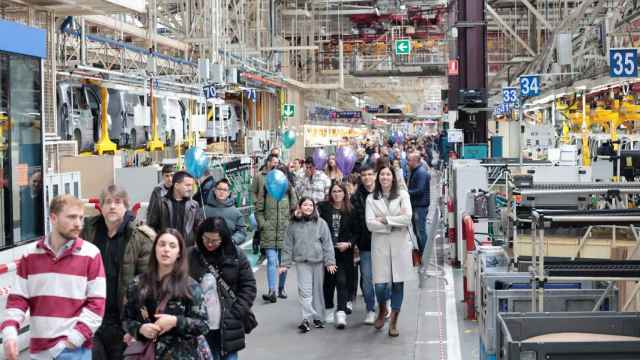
[517,182,640,195]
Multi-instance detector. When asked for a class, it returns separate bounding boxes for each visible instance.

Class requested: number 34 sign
[609,48,638,78]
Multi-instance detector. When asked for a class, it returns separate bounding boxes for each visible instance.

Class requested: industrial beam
[485,4,536,57]
[313,8,377,16]
[84,15,189,52]
[519,0,552,30]
[281,9,312,17]
[282,41,345,90]
[260,46,319,51]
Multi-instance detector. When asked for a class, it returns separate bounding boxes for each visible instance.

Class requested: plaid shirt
[296,171,331,203]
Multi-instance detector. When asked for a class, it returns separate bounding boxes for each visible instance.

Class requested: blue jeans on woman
[375,282,404,311]
[358,251,376,312]
[55,348,91,360]
[266,248,287,291]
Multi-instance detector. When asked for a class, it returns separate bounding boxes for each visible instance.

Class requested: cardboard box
[60,155,121,199]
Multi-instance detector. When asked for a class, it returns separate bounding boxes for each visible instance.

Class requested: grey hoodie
[204,194,247,246]
[281,217,336,267]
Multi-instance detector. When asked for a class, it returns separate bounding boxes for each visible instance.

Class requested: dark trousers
[324,249,354,312]
[92,320,125,360]
[351,260,359,301]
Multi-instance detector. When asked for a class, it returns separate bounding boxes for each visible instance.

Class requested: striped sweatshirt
[0,237,106,359]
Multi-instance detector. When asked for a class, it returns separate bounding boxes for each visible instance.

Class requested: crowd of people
[0,133,437,359]
[255,135,436,335]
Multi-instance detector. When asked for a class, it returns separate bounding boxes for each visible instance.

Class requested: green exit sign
[283,104,295,117]
[395,39,411,55]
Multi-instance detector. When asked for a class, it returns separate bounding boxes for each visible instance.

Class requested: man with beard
[147,170,204,247]
[1,195,106,360]
[81,186,155,360]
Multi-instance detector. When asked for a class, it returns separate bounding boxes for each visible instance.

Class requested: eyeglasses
[202,236,222,244]
[215,187,229,192]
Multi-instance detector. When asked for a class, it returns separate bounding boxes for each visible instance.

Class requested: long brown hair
[325,154,342,179]
[140,228,192,302]
[373,165,400,201]
[328,182,352,214]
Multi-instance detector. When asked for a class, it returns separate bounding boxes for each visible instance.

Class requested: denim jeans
[358,251,376,312]
[413,207,428,255]
[375,282,404,311]
[266,248,287,291]
[55,347,91,360]
[213,351,238,360]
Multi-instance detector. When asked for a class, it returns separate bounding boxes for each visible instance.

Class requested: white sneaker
[325,310,335,323]
[346,301,353,314]
[364,311,376,325]
[335,311,347,329]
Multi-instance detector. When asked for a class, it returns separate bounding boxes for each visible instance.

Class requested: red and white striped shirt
[1,237,106,359]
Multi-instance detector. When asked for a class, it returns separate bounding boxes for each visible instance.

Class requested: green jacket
[253,171,297,250]
[81,215,155,317]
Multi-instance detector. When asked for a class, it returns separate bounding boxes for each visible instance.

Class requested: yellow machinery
[83,79,117,155]
[146,80,164,152]
[561,121,571,144]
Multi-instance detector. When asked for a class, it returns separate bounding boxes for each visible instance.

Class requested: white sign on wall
[448,129,464,143]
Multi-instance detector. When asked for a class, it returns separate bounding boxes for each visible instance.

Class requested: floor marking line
[445,264,462,360]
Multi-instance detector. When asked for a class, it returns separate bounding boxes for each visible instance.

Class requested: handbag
[408,210,422,267]
[123,340,155,360]
[412,249,422,267]
[123,297,169,360]
[199,253,258,334]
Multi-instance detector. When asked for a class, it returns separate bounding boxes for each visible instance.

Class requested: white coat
[365,190,416,284]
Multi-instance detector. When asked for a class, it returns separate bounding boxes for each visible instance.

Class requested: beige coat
[365,190,416,284]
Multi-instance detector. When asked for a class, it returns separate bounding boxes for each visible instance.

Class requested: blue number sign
[609,48,638,78]
[502,87,518,104]
[520,75,541,97]
[203,84,217,99]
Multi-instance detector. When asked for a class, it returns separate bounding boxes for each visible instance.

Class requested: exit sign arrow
[283,104,295,117]
[395,39,411,55]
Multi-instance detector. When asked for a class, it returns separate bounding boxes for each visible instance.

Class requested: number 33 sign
[610,48,638,78]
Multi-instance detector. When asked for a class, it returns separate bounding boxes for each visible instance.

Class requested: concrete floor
[14,172,480,360]
[241,173,479,360]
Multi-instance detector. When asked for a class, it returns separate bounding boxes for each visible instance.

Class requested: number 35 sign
[609,48,638,78]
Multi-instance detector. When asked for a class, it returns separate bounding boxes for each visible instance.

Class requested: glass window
[0,51,44,248]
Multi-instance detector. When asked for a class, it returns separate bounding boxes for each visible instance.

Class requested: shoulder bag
[123,297,169,360]
[199,253,258,334]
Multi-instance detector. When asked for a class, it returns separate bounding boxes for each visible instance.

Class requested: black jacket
[147,192,204,247]
[317,201,355,246]
[188,243,256,354]
[350,185,372,251]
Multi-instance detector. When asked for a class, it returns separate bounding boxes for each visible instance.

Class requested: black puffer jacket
[350,185,373,251]
[188,240,256,354]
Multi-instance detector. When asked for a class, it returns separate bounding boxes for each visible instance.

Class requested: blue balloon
[185,147,209,178]
[265,169,289,202]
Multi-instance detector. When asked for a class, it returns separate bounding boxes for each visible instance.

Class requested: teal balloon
[282,130,296,149]
[265,169,289,202]
[184,147,208,178]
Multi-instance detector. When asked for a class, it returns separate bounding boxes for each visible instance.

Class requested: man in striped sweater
[1,195,106,360]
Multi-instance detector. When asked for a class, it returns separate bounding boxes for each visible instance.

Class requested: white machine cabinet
[452,160,489,266]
